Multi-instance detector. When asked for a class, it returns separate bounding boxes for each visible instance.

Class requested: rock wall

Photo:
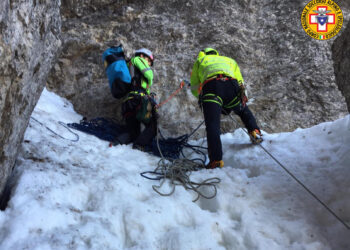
[0,0,348,204]
[0,0,61,196]
[333,18,350,111]
[47,0,349,138]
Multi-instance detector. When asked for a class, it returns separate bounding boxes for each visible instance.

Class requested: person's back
[121,48,158,150]
[189,48,263,169]
[192,54,244,94]
[128,48,154,94]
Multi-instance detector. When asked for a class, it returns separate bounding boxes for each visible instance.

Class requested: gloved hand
[240,84,248,107]
[151,104,159,120]
[150,92,157,99]
[183,79,191,88]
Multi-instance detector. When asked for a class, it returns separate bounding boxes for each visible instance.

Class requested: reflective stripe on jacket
[190,54,244,97]
[130,56,153,94]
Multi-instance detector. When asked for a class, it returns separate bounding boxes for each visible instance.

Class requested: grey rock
[47,0,349,139]
[0,0,349,203]
[0,0,61,196]
[333,19,350,111]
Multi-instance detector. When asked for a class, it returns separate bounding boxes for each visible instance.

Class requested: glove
[148,93,158,107]
[150,92,157,98]
[240,84,248,107]
[183,79,191,88]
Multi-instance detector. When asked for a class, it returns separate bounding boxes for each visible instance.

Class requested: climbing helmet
[135,48,154,65]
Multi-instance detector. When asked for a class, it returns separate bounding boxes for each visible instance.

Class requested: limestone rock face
[47,0,349,138]
[333,20,350,111]
[0,0,348,203]
[0,0,61,195]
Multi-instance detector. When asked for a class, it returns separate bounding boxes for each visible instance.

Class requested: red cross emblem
[309,6,335,32]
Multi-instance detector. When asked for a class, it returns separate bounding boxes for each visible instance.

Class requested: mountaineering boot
[249,129,263,144]
[205,160,224,169]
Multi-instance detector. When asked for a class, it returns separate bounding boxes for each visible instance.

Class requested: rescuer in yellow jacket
[190,48,262,169]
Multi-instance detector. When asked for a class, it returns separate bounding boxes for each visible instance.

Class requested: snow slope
[0,89,349,250]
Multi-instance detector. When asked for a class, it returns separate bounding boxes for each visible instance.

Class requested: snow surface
[0,88,349,250]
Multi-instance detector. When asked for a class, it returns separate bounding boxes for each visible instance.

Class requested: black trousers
[121,90,158,147]
[125,115,157,147]
[202,79,260,162]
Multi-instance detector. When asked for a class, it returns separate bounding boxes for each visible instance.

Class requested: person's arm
[132,57,153,89]
[232,60,248,106]
[232,59,244,85]
[190,60,200,98]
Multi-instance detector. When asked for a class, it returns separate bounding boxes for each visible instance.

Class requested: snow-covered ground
[0,88,349,250]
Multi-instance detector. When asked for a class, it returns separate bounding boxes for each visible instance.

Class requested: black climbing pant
[125,115,157,147]
[202,79,260,162]
[121,90,158,147]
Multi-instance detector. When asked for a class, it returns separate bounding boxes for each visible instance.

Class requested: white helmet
[135,48,154,65]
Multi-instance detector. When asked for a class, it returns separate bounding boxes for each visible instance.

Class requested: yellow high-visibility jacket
[190,54,244,97]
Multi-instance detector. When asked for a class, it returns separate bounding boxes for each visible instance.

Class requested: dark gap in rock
[40,22,45,39]
[0,174,14,211]
[332,22,350,112]
[33,62,41,76]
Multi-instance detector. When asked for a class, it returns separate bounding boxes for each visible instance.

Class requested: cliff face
[47,0,349,137]
[333,20,350,112]
[0,0,61,195]
[1,0,349,198]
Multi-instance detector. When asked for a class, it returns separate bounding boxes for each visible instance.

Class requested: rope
[227,113,350,230]
[151,158,221,202]
[30,117,79,142]
[141,121,222,202]
[156,81,185,108]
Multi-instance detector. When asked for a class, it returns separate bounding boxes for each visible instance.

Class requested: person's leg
[234,104,262,143]
[133,117,157,147]
[222,80,259,133]
[114,132,131,145]
[203,101,222,162]
[125,116,141,142]
[233,104,260,133]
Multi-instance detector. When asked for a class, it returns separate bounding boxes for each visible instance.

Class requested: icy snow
[0,88,349,250]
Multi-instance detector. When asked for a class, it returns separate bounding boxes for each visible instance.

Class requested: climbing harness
[30,117,79,142]
[198,77,241,110]
[226,112,350,230]
[198,74,235,95]
[122,91,156,123]
[141,121,222,202]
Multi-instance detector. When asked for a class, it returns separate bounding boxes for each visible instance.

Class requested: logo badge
[301,0,343,40]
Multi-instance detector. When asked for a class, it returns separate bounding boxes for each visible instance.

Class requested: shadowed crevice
[332,22,350,112]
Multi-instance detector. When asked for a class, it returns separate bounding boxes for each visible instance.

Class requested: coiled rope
[141,121,222,202]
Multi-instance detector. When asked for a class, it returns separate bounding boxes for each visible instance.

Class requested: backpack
[102,45,131,98]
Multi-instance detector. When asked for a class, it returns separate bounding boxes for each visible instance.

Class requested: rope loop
[141,121,222,202]
[30,117,79,142]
